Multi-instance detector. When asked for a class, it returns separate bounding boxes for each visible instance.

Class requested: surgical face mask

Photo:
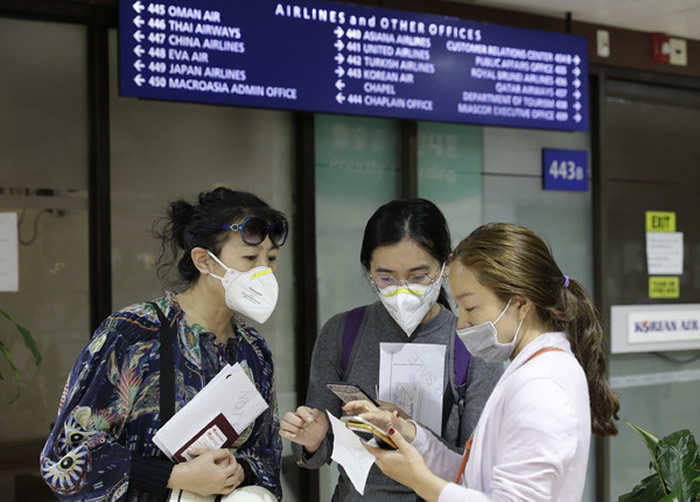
[207,251,279,324]
[375,264,445,336]
[456,298,524,363]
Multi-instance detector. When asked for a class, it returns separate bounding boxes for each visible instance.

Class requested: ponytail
[547,279,620,436]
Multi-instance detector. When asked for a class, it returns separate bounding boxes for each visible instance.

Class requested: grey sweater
[293,301,504,501]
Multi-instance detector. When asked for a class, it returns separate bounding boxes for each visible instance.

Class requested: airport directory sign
[119,0,589,131]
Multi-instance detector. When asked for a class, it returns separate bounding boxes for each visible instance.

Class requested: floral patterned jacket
[40,293,282,501]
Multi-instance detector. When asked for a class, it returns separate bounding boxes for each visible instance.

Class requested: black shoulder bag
[148,302,176,424]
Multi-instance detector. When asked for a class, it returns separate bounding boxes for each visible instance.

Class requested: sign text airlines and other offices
[120,0,589,131]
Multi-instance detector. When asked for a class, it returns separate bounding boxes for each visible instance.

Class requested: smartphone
[341,415,397,449]
[326,382,379,407]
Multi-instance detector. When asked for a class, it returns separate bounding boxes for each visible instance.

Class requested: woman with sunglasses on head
[40,187,288,502]
[353,223,620,502]
[281,199,503,501]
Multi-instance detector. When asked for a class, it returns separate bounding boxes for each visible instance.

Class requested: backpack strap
[442,334,471,432]
[340,306,368,378]
[149,301,176,424]
[454,335,471,388]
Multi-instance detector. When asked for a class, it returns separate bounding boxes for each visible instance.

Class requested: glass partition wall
[0,18,90,500]
[599,80,700,500]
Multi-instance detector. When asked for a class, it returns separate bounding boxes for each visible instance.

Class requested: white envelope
[153,363,268,462]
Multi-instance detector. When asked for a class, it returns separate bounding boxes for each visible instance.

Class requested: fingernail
[389,428,395,435]
[306,417,314,424]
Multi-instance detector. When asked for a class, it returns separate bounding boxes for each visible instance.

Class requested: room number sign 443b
[542,148,588,191]
[549,159,584,181]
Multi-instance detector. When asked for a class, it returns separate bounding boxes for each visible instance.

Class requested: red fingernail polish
[389,428,395,435]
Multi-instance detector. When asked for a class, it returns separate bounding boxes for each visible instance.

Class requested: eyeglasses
[207,216,289,247]
[370,269,441,295]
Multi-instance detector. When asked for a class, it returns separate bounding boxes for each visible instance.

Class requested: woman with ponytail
[41,188,288,501]
[350,222,619,501]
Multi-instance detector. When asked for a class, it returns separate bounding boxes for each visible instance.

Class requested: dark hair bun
[168,200,195,249]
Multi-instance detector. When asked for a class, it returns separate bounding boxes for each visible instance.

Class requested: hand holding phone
[341,415,397,449]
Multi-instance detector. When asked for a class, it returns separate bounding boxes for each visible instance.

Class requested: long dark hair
[153,187,286,288]
[453,222,620,436]
[360,199,452,309]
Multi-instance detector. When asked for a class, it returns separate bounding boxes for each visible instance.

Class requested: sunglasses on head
[208,216,288,247]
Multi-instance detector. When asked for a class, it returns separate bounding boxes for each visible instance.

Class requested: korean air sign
[629,311,700,345]
[633,319,699,334]
[611,305,700,354]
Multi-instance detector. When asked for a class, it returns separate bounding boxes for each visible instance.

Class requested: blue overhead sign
[119,0,589,131]
[542,148,588,191]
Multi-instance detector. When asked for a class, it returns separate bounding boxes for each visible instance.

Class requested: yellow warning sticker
[649,276,680,299]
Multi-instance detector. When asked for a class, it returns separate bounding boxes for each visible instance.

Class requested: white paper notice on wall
[0,213,19,292]
[646,232,683,275]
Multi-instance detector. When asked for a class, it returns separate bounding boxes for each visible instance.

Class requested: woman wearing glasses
[41,188,288,501]
[354,223,619,501]
[281,199,503,501]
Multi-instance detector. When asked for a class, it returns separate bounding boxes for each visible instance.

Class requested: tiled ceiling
[450,0,700,39]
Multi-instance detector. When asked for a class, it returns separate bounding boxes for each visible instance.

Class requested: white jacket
[411,332,591,501]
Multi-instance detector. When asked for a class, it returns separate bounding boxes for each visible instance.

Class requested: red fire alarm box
[651,33,670,63]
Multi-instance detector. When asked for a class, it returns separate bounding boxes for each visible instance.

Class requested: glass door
[0,17,90,501]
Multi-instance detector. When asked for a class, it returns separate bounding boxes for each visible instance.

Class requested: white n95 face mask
[207,251,279,324]
[456,298,523,363]
[376,264,445,337]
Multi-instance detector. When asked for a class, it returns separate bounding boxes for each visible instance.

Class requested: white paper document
[646,232,683,275]
[153,362,268,462]
[328,412,375,495]
[378,343,446,434]
[0,213,19,292]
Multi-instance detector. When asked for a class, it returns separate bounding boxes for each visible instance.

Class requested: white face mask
[456,298,524,363]
[207,251,279,324]
[376,264,445,337]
